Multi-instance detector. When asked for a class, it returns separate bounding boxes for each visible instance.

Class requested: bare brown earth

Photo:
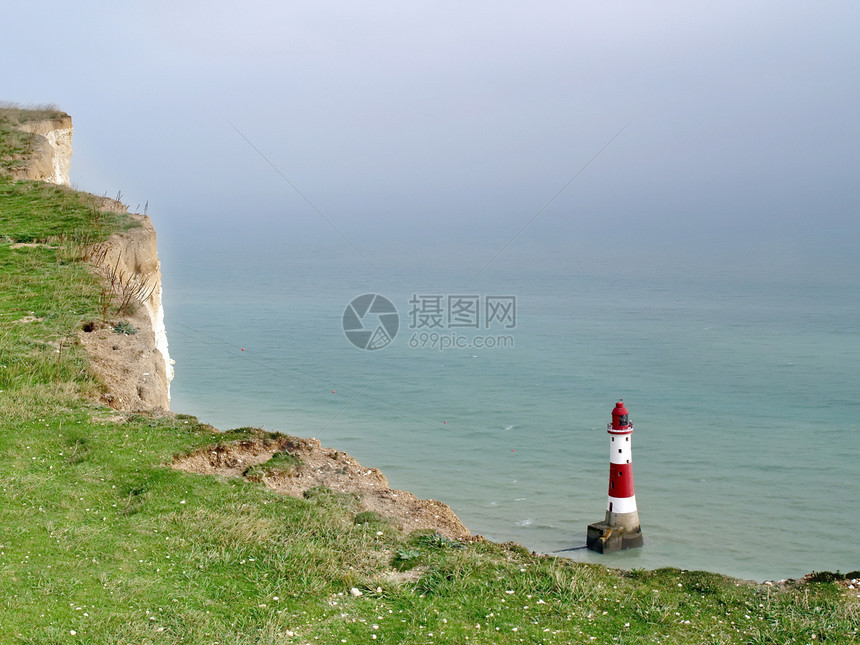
[78,313,168,411]
[171,432,471,540]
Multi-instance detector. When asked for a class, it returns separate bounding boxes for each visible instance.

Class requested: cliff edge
[78,200,174,412]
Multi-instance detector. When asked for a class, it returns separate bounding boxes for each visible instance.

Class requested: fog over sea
[160,227,860,583]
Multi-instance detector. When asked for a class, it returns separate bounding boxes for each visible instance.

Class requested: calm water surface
[160,236,859,581]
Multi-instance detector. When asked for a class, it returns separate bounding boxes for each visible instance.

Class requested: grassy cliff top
[0,101,69,124]
[0,103,70,180]
[1,114,857,643]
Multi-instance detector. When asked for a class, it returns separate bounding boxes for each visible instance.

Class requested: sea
[158,227,859,583]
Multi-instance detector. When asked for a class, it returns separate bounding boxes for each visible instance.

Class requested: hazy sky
[4,1,859,278]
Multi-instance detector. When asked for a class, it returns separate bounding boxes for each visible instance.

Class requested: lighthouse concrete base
[586,522,644,554]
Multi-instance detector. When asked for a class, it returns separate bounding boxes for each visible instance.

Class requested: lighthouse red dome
[610,400,631,431]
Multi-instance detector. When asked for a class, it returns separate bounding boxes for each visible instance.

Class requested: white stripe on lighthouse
[607,495,638,513]
[609,435,633,465]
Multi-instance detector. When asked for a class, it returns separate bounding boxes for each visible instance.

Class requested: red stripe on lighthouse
[608,462,635,498]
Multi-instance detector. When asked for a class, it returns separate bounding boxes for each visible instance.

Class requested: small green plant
[396,548,421,561]
[417,532,464,550]
[112,321,137,335]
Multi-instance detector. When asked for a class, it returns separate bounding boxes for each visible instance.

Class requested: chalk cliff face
[13,115,73,185]
[78,200,174,412]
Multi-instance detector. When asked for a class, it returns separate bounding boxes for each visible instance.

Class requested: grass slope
[1,118,858,644]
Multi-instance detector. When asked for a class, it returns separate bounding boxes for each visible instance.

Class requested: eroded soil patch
[172,433,470,539]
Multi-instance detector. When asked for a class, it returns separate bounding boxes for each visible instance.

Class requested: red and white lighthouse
[586,400,644,553]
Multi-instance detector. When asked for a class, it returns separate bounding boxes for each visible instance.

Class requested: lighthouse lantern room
[586,400,644,553]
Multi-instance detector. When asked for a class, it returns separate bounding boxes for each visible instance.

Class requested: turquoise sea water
[160,233,859,582]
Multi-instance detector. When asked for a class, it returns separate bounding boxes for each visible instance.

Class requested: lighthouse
[586,400,644,553]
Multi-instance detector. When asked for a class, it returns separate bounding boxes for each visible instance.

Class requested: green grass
[0,175,131,243]
[0,174,136,402]
[0,122,33,173]
[1,112,858,643]
[3,404,855,644]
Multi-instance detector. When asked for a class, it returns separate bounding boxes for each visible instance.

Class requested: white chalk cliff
[14,114,73,185]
